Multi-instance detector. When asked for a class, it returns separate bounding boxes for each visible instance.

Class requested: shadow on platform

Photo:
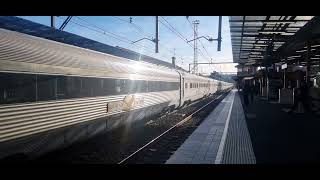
[241,93,320,163]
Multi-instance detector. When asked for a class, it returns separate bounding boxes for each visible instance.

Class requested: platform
[244,93,320,163]
[166,89,256,164]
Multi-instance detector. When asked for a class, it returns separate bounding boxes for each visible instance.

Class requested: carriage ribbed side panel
[0,28,179,82]
[0,91,179,142]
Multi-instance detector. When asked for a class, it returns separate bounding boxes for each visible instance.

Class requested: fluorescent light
[254,44,268,47]
[287,55,301,58]
[263,21,295,24]
[296,49,307,53]
[259,31,286,34]
[296,49,316,53]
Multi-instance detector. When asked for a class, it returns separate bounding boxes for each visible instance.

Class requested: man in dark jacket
[289,81,309,113]
[242,81,250,107]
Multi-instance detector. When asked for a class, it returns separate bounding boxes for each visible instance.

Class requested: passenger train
[0,27,233,159]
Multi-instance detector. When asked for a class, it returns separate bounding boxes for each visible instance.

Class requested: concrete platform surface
[166,89,255,164]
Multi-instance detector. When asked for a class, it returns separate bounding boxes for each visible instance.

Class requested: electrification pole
[155,16,159,53]
[51,16,55,28]
[193,20,200,74]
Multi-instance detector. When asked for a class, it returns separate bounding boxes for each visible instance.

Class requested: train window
[147,81,153,92]
[159,81,166,91]
[0,72,180,105]
[0,72,36,104]
[37,75,56,101]
[102,78,113,95]
[65,76,81,98]
[169,82,179,91]
[136,80,143,93]
[166,81,172,91]
[93,78,104,96]
[115,79,121,94]
[148,81,158,92]
[57,76,67,99]
[115,79,128,94]
[87,78,100,97]
[185,83,188,89]
[167,81,176,91]
[128,80,138,93]
[81,77,94,97]
[139,80,148,93]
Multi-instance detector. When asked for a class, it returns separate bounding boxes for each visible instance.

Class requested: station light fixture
[262,21,296,24]
[258,31,286,34]
[296,49,316,53]
[254,44,268,47]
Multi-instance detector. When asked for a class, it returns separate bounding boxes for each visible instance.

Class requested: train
[0,25,233,160]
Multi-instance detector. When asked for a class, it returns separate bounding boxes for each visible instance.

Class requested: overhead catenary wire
[75,16,134,44]
[74,16,174,61]
[108,16,193,68]
[110,16,185,66]
[60,16,171,61]
[110,16,152,39]
[58,16,200,70]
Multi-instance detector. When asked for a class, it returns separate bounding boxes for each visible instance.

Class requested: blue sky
[18,16,237,74]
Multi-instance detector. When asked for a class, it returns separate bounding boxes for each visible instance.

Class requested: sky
[18,16,237,75]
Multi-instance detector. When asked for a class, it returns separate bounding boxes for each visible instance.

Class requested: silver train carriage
[0,28,232,159]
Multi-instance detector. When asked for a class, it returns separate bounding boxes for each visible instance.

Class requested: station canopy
[229,16,320,67]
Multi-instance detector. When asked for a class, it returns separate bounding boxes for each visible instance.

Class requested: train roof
[0,16,186,72]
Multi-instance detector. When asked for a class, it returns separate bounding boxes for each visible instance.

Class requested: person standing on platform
[249,81,254,103]
[255,80,260,96]
[288,81,309,113]
[243,81,250,107]
[301,81,310,112]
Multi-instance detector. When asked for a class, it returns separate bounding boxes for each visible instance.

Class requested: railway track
[118,89,231,164]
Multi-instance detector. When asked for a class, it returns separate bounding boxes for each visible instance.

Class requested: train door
[182,78,185,98]
[177,71,184,107]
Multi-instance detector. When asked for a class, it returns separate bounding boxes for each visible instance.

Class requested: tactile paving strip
[221,92,256,164]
